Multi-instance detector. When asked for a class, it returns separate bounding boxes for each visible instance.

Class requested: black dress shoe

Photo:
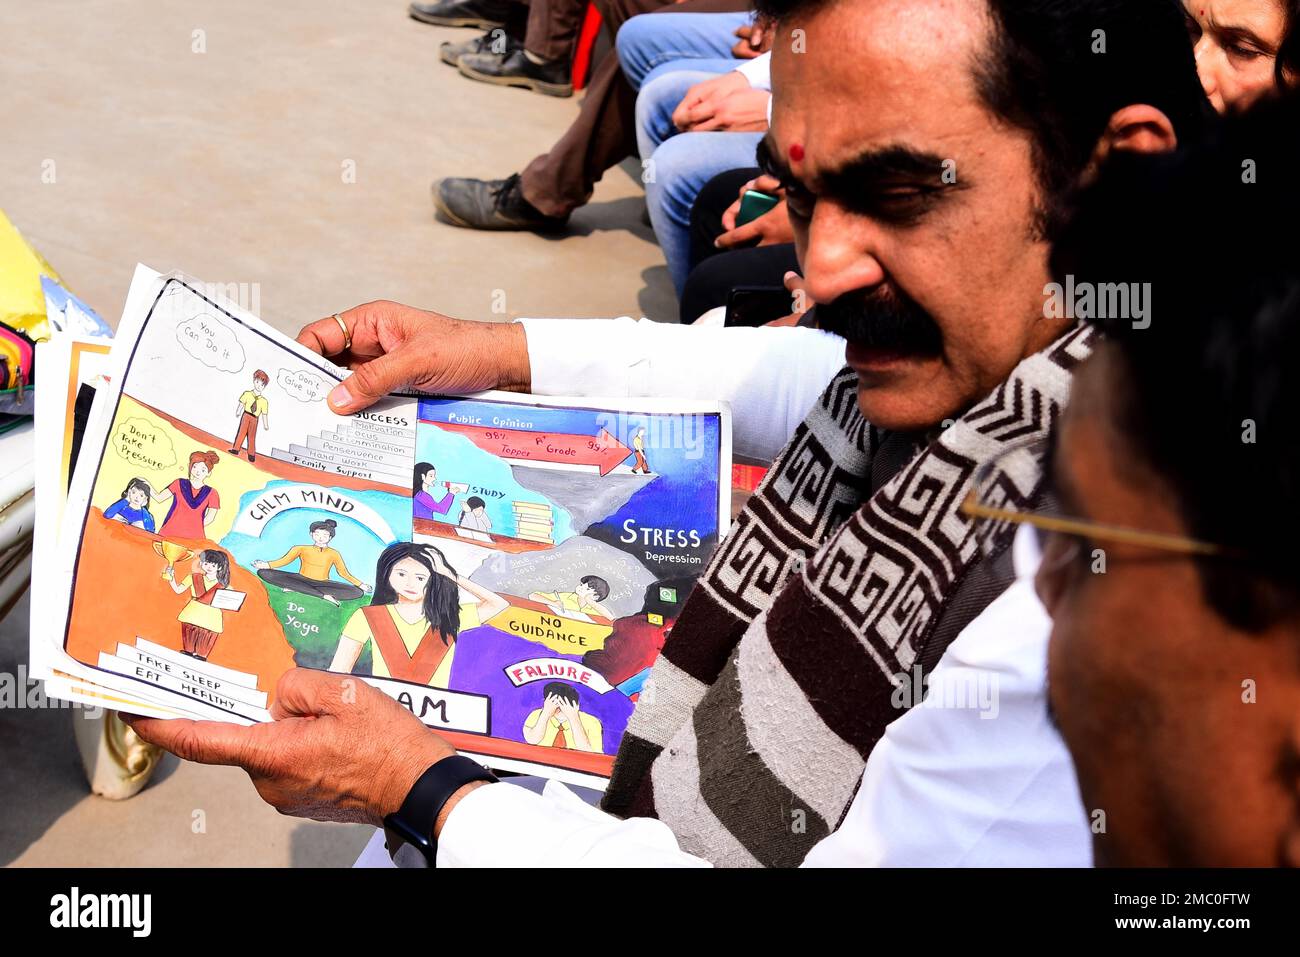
[458,47,573,98]
[432,174,568,231]
[440,28,519,67]
[409,0,512,29]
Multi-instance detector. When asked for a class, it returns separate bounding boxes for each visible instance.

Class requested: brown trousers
[233,411,259,457]
[181,623,221,660]
[517,0,589,62]
[520,0,752,218]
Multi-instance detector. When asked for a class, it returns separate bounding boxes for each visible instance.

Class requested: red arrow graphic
[435,423,633,477]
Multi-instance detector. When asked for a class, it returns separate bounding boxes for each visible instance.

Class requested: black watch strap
[383,755,498,867]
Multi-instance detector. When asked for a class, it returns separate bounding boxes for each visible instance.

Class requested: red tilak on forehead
[789,143,805,162]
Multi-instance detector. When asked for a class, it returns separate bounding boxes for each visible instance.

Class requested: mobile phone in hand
[736,190,780,227]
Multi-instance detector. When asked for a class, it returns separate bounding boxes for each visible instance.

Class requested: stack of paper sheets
[31,266,731,788]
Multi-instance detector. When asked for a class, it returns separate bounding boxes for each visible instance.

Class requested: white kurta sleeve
[437,779,713,868]
[734,52,772,91]
[519,317,846,462]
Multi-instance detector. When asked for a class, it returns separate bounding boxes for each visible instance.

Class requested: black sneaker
[441,28,518,67]
[432,174,568,231]
[409,0,512,29]
[458,47,573,98]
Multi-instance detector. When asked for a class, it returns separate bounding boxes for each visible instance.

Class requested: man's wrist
[496,321,532,393]
[373,733,454,823]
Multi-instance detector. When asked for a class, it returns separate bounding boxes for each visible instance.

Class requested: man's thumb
[272,667,349,719]
[327,352,408,413]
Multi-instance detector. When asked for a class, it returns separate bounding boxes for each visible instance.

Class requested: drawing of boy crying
[230,369,270,462]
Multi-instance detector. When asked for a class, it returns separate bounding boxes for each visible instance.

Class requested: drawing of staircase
[272,418,415,484]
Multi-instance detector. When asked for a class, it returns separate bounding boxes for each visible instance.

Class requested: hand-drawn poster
[49,271,730,785]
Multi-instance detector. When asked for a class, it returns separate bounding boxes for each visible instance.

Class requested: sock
[523,49,550,66]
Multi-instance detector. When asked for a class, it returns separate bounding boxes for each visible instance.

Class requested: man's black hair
[543,682,580,706]
[754,0,1213,229]
[579,574,610,601]
[466,495,486,510]
[1280,1,1300,85]
[1050,90,1300,630]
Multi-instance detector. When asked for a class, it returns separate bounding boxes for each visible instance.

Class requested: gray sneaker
[440,28,518,67]
[432,174,568,231]
[458,47,573,98]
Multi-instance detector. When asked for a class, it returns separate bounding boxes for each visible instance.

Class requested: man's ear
[1084,104,1178,182]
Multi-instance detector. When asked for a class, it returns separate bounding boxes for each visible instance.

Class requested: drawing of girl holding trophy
[157,543,239,660]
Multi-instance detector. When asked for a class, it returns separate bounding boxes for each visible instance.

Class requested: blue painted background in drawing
[411,427,578,542]
[220,481,413,582]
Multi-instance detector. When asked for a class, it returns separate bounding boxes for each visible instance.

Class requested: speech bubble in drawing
[113,417,177,473]
[176,312,245,374]
[277,368,332,403]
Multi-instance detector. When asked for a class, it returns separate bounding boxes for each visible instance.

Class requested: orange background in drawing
[64,514,296,698]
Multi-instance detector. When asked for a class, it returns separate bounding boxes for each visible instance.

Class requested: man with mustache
[126,0,1212,867]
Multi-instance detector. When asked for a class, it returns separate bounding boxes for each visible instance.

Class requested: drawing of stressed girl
[328,542,507,688]
[155,450,221,539]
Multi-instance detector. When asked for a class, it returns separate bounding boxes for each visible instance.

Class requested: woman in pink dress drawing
[154,450,222,540]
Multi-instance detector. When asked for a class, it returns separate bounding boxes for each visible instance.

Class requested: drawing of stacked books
[512,501,555,544]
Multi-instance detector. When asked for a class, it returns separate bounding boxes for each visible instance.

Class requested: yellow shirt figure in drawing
[328,542,508,688]
[529,575,613,621]
[229,369,271,462]
[630,426,651,474]
[254,519,371,606]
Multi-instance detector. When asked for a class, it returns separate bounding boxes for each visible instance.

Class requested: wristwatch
[383,755,498,867]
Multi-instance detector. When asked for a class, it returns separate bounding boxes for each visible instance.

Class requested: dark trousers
[520,0,752,218]
[679,166,799,323]
[518,0,588,62]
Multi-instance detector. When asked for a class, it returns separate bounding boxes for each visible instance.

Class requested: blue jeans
[634,59,742,160]
[615,11,759,296]
[615,10,752,90]
[647,129,765,295]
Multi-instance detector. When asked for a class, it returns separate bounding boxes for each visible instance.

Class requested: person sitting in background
[421,0,589,97]
[640,49,773,293]
[433,1,756,231]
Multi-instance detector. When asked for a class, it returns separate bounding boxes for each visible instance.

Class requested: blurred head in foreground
[1044,91,1300,865]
